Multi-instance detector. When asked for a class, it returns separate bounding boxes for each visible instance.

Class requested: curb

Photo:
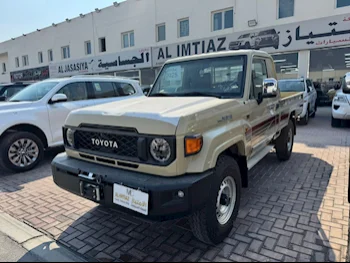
[0,212,87,262]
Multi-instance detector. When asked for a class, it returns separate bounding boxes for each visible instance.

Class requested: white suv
[0,76,143,172]
[332,73,350,127]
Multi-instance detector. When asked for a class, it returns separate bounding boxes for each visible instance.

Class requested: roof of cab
[164,50,272,64]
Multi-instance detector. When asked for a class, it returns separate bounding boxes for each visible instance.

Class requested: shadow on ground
[40,152,338,262]
[0,147,64,193]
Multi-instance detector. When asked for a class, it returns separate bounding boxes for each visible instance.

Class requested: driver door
[47,82,94,144]
[247,57,278,157]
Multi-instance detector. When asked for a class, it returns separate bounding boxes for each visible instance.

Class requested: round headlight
[66,128,75,147]
[150,138,171,163]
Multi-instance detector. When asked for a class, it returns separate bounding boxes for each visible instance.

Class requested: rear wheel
[0,132,44,173]
[189,155,241,245]
[276,120,294,161]
[331,116,342,128]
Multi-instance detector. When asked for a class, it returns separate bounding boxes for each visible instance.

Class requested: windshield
[278,81,305,92]
[149,55,247,98]
[9,82,59,102]
[238,34,250,39]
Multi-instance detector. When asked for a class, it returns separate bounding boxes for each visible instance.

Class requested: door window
[57,82,88,102]
[91,82,117,99]
[115,83,136,96]
[251,58,268,99]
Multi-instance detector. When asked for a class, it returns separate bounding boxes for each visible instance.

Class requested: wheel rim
[8,139,39,168]
[287,128,293,152]
[216,176,237,225]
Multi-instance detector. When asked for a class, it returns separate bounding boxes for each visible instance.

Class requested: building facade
[1,0,350,90]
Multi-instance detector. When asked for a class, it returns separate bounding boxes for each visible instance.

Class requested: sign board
[152,13,350,67]
[10,66,49,82]
[49,47,152,78]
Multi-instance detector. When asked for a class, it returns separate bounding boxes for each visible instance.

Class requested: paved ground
[0,231,39,262]
[0,107,349,262]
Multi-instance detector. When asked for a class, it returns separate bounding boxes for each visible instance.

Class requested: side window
[57,82,88,102]
[251,58,268,99]
[91,82,117,99]
[306,80,313,92]
[115,83,136,96]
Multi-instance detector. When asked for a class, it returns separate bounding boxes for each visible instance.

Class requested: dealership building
[1,0,350,88]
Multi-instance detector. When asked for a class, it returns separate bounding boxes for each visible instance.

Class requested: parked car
[229,33,258,50]
[0,76,144,173]
[52,50,303,245]
[0,82,31,101]
[255,29,279,50]
[279,78,317,125]
[332,72,350,127]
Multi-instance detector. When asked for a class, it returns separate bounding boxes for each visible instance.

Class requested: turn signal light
[185,135,203,157]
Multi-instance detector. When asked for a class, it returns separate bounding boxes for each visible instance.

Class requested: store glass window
[15,57,19,68]
[122,31,135,48]
[22,55,29,67]
[272,53,299,80]
[178,18,189,37]
[85,41,92,55]
[337,0,350,8]
[99,38,106,53]
[38,52,43,64]
[278,0,294,19]
[62,46,70,59]
[2,63,6,73]
[309,47,350,94]
[48,50,53,62]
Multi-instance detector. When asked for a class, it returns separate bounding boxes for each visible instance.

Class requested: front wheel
[276,119,294,161]
[331,116,342,128]
[300,108,309,125]
[0,132,44,173]
[189,155,241,245]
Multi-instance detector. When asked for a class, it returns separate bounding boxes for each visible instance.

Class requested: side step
[247,145,274,171]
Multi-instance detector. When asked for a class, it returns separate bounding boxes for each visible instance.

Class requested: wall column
[298,50,310,79]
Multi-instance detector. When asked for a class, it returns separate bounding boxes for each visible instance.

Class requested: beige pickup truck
[52,50,302,244]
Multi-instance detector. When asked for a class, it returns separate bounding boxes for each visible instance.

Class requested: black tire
[0,132,44,173]
[276,119,294,161]
[300,108,309,125]
[244,42,251,49]
[189,155,242,245]
[331,116,341,128]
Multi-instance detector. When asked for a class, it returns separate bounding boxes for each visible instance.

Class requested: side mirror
[262,78,279,98]
[50,94,68,104]
[345,72,350,91]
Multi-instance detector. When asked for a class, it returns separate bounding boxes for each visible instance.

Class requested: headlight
[66,128,75,147]
[150,138,171,163]
[334,95,349,104]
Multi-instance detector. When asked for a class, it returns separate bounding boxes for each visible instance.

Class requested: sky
[0,0,121,42]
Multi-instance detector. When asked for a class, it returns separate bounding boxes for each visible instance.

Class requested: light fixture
[66,18,71,22]
[95,8,100,13]
[113,1,120,7]
[248,19,258,27]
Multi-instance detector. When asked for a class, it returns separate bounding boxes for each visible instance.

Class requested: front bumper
[52,153,214,221]
[332,103,350,120]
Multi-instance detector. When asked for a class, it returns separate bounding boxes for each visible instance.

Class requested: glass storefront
[272,53,299,80]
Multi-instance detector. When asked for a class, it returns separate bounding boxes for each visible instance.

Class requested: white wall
[0,0,350,82]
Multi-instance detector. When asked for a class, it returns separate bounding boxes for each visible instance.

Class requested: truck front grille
[75,130,138,158]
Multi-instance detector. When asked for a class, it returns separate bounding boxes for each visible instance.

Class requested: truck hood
[0,101,37,112]
[66,96,230,135]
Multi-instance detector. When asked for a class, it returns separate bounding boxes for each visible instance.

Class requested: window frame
[85,41,92,55]
[156,23,166,42]
[99,37,106,53]
[277,0,295,19]
[122,31,135,49]
[2,63,6,73]
[22,55,29,67]
[212,7,234,31]
[178,18,190,38]
[15,57,20,68]
[48,49,54,62]
[61,46,71,60]
[336,0,350,8]
[38,52,43,64]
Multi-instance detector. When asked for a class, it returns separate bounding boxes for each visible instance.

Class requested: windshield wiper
[177,92,222,99]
